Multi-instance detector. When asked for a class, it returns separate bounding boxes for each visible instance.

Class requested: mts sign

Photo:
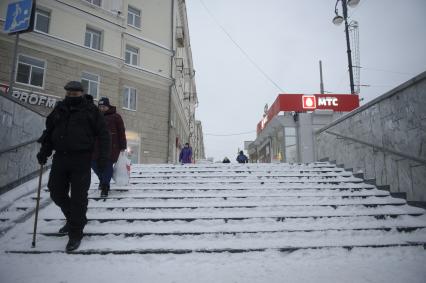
[257,94,359,134]
[302,96,316,109]
[318,97,338,107]
[303,96,339,109]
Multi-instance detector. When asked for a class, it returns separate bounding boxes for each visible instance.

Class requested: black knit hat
[98,97,110,107]
[64,81,84,91]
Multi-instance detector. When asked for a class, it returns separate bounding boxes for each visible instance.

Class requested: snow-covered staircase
[2,162,426,254]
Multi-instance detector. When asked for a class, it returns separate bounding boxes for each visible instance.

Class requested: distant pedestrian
[36,81,110,252]
[222,157,231,163]
[236,151,248,163]
[179,143,192,164]
[92,97,127,197]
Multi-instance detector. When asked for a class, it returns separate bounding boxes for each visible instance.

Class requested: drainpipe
[167,0,175,163]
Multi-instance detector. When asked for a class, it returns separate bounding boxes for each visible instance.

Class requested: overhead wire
[198,0,285,93]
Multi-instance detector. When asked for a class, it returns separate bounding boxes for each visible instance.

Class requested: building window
[127,6,141,28]
[84,27,102,50]
[16,55,46,88]
[34,8,50,33]
[123,87,137,111]
[86,0,101,7]
[125,45,139,66]
[81,72,99,99]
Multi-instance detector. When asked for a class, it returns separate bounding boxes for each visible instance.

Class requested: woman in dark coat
[92,97,127,197]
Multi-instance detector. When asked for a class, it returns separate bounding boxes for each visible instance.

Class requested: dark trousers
[91,160,114,186]
[48,153,91,239]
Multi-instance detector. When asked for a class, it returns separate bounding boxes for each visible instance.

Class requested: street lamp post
[333,0,359,94]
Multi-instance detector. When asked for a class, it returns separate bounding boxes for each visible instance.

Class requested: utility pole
[332,0,359,94]
[341,0,355,94]
[319,60,324,94]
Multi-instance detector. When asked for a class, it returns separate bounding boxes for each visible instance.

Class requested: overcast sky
[186,0,426,162]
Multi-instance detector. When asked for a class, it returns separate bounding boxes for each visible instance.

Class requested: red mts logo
[302,95,316,109]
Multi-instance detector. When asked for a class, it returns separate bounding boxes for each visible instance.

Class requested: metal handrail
[316,71,426,134]
[0,138,39,156]
[323,130,426,166]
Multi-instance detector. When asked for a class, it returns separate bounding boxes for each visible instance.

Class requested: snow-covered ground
[0,162,425,283]
[1,248,426,283]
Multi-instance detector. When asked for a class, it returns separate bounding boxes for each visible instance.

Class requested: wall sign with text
[257,94,359,134]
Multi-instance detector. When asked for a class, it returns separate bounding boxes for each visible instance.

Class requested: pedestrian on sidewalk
[222,157,231,163]
[179,143,192,164]
[92,97,127,197]
[236,151,248,163]
[36,81,110,252]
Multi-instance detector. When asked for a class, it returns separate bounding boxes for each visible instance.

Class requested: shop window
[126,131,140,164]
[81,72,100,99]
[16,54,46,88]
[35,8,50,33]
[284,127,298,163]
[123,87,137,111]
[127,6,141,28]
[271,133,283,163]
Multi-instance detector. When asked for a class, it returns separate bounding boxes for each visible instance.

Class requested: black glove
[97,158,108,173]
[36,152,47,165]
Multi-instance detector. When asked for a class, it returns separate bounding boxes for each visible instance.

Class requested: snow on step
[130,172,354,178]
[2,162,426,255]
[129,176,363,185]
[6,228,426,253]
[37,214,426,235]
[99,182,376,190]
[81,196,406,208]
[38,204,423,221]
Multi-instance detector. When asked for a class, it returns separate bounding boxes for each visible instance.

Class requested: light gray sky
[186,0,426,161]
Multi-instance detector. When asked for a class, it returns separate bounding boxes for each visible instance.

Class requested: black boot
[100,184,108,197]
[66,237,81,252]
[59,222,70,234]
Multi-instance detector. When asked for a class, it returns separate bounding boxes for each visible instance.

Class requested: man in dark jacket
[236,151,248,163]
[92,97,127,197]
[36,81,110,252]
[179,143,192,164]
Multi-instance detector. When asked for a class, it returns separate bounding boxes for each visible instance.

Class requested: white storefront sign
[302,95,339,110]
[11,88,58,108]
[318,97,338,107]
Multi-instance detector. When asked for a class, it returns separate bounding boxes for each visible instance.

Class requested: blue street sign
[3,0,34,34]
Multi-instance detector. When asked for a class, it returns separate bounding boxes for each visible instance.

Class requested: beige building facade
[0,0,204,164]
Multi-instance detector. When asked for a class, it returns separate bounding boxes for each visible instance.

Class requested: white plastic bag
[113,151,131,186]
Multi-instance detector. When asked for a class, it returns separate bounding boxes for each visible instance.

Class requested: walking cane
[31,164,44,248]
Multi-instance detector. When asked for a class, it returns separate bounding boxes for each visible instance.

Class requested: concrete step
[7,227,426,254]
[41,212,425,223]
[36,226,426,238]
[8,242,426,255]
